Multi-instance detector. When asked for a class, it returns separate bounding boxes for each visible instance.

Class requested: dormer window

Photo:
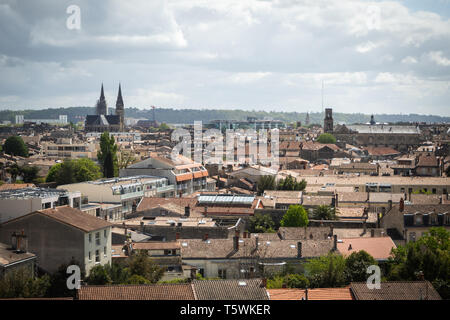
[415,214,423,225]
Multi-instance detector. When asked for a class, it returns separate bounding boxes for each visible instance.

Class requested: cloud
[428,51,450,66]
[0,0,449,116]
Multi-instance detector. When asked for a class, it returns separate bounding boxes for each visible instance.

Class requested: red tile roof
[337,237,396,260]
[268,287,354,300]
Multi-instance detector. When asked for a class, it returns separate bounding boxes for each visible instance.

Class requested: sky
[0,0,449,116]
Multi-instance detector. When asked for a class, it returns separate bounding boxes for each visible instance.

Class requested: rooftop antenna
[322,80,324,114]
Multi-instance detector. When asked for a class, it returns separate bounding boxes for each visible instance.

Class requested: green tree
[316,133,336,144]
[0,267,50,298]
[97,132,118,178]
[248,213,276,233]
[257,175,276,195]
[126,274,151,284]
[46,159,101,185]
[19,165,40,183]
[312,205,338,220]
[305,252,347,288]
[3,136,29,157]
[277,175,306,191]
[285,274,309,288]
[345,250,377,282]
[127,250,165,284]
[104,262,131,284]
[280,205,309,227]
[85,265,112,285]
[6,163,21,182]
[387,227,450,299]
[47,259,85,298]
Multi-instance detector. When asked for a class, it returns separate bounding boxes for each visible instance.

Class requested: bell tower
[115,83,124,131]
[324,108,333,133]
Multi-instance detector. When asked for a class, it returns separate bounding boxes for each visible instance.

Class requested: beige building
[41,138,98,160]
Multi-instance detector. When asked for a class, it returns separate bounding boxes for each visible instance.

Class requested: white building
[0,188,81,223]
[58,176,175,219]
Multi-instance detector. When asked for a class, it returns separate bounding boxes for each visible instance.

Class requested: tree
[118,150,136,169]
[97,132,118,178]
[127,250,165,284]
[387,227,450,299]
[304,252,347,288]
[280,205,309,227]
[125,275,151,284]
[0,267,50,298]
[248,213,276,233]
[285,274,309,289]
[3,136,28,157]
[46,159,101,185]
[47,258,85,298]
[85,265,112,285]
[277,175,307,191]
[6,163,21,182]
[312,205,338,220]
[345,250,377,282]
[257,175,276,195]
[104,262,131,284]
[19,165,40,183]
[316,133,336,144]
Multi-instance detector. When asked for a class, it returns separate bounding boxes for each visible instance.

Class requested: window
[218,269,227,279]
[103,246,107,257]
[432,189,436,194]
[104,230,107,238]
[95,232,100,245]
[198,268,205,277]
[409,232,416,242]
[88,233,92,243]
[95,250,100,263]
[88,251,92,261]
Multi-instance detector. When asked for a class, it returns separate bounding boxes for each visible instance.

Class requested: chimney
[233,233,239,251]
[333,235,337,251]
[297,242,302,258]
[304,287,309,300]
[261,278,267,288]
[140,221,144,232]
[185,206,190,217]
[388,200,393,211]
[11,232,17,250]
[335,193,338,208]
[176,232,180,240]
[371,229,375,237]
[348,244,352,251]
[203,233,209,241]
[399,198,404,212]
[124,227,128,235]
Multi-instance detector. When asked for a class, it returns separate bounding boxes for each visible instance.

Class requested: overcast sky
[0,0,449,115]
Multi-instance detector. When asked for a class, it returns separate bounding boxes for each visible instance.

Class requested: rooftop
[350,281,441,300]
[268,287,354,300]
[337,237,396,260]
[0,187,76,200]
[0,242,36,267]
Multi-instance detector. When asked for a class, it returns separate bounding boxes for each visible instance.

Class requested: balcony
[120,190,144,200]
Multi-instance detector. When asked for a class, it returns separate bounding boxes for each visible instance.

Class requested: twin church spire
[95,83,125,131]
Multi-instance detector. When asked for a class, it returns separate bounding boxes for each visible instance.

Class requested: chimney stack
[203,233,209,241]
[371,229,375,237]
[399,198,404,212]
[233,232,240,251]
[388,200,393,211]
[261,278,267,288]
[297,242,302,258]
[176,232,180,240]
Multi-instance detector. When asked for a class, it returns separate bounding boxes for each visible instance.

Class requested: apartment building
[0,187,81,223]
[120,155,214,196]
[58,176,174,219]
[41,138,98,160]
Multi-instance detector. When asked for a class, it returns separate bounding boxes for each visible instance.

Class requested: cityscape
[0,0,449,311]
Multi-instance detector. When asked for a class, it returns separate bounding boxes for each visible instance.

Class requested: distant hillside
[0,107,449,125]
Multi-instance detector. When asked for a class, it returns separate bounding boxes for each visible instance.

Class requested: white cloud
[428,51,450,66]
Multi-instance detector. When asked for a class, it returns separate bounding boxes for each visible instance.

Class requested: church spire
[116,83,124,107]
[100,83,105,100]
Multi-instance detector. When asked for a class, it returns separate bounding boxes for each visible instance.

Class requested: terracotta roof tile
[350,281,441,300]
[77,283,195,300]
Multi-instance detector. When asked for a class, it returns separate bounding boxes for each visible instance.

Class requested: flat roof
[299,176,450,186]
[0,187,77,200]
